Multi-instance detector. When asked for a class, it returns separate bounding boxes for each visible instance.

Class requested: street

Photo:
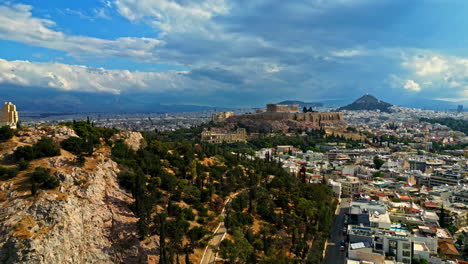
[323,198,349,264]
[200,191,243,264]
[200,221,227,264]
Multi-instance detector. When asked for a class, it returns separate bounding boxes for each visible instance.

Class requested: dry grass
[13,215,36,239]
[325,128,366,141]
[0,191,7,202]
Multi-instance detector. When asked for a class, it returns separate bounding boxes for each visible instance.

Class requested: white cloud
[0,4,161,61]
[403,79,421,92]
[330,49,363,57]
[402,52,468,101]
[402,55,449,76]
[0,58,191,94]
[434,97,468,103]
[93,8,110,20]
[264,64,282,73]
[115,0,229,33]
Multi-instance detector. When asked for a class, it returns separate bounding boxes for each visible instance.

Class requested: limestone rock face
[0,133,154,264]
[16,126,78,145]
[111,132,145,151]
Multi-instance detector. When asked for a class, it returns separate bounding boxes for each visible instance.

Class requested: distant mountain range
[277,100,323,108]
[337,94,393,112]
[0,85,226,113]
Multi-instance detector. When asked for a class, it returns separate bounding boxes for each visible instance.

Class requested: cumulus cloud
[115,0,229,33]
[403,79,421,92]
[402,53,468,101]
[402,55,449,76]
[0,3,161,61]
[0,58,192,94]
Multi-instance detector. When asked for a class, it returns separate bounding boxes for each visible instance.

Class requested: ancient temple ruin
[0,102,19,129]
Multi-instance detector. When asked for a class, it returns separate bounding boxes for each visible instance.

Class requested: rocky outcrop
[111,132,145,152]
[0,132,155,264]
[16,126,78,144]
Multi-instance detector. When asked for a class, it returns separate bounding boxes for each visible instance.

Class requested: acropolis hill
[218,103,346,132]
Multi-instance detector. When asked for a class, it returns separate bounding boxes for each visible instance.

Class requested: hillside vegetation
[0,123,337,264]
[112,130,337,263]
[420,117,468,135]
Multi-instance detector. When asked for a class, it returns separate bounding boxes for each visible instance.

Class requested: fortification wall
[227,111,345,131]
[239,112,343,122]
[266,104,299,113]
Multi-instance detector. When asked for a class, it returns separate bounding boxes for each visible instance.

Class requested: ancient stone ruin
[0,102,19,128]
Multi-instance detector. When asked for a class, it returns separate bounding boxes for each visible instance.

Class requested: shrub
[13,137,61,161]
[0,166,18,180]
[17,158,29,171]
[13,146,36,161]
[34,137,61,158]
[61,137,88,155]
[0,126,14,141]
[117,171,135,191]
[31,167,59,189]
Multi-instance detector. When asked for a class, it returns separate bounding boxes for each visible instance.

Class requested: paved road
[200,192,242,264]
[201,220,227,264]
[323,198,349,264]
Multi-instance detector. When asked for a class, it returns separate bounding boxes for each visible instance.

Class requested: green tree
[13,137,61,161]
[31,167,59,189]
[0,125,14,141]
[220,228,254,264]
[373,156,385,170]
[17,158,29,171]
[33,137,61,158]
[0,166,18,180]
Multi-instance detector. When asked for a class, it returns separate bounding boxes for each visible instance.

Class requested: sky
[0,0,467,111]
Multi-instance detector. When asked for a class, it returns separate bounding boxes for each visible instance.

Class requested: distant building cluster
[212,111,234,123]
[201,128,247,143]
[0,102,19,129]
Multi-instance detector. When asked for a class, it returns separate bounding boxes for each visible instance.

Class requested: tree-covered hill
[338,94,393,112]
[420,117,468,135]
[111,130,337,263]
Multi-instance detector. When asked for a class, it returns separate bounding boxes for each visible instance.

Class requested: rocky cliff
[0,127,154,264]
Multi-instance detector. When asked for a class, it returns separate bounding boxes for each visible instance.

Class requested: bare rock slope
[0,128,153,264]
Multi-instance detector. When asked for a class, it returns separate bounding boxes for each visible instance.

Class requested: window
[402,258,411,264]
[402,250,411,257]
[403,243,411,250]
[389,240,397,249]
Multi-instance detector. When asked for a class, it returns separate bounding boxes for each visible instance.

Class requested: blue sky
[0,0,466,111]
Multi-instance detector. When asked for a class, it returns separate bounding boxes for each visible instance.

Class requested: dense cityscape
[0,96,466,264]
